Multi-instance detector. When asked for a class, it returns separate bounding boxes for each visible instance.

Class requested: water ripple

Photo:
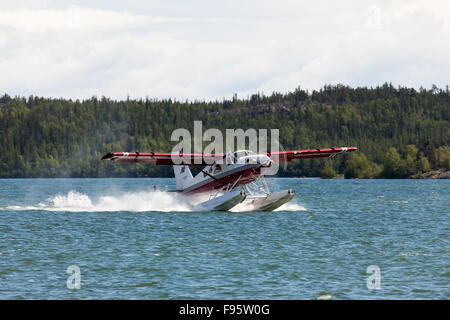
[0,178,448,299]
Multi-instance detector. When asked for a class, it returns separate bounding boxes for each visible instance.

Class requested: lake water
[0,178,448,299]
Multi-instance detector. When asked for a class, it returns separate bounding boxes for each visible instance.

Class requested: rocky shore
[413,169,450,179]
[328,170,450,179]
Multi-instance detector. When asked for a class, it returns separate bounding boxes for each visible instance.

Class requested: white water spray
[7,190,192,212]
[4,190,306,213]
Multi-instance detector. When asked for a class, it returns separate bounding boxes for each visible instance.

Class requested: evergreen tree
[0,85,448,178]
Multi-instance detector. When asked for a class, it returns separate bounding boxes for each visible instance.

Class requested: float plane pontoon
[101,147,356,211]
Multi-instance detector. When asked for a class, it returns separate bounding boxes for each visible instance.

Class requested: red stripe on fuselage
[183,166,262,194]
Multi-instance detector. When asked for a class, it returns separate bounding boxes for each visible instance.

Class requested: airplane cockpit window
[233,150,248,159]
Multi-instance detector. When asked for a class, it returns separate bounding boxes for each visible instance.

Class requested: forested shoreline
[0,84,449,178]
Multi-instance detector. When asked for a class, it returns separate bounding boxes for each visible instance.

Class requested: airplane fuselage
[179,151,272,194]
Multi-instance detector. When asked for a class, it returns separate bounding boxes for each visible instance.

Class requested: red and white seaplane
[102,147,356,211]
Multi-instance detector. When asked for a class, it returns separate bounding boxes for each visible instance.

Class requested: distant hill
[0,83,449,178]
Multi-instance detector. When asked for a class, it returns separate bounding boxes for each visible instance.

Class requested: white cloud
[0,0,449,100]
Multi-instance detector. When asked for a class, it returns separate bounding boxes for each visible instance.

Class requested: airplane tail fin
[173,165,193,190]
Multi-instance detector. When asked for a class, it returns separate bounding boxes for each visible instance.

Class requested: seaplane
[101,146,356,211]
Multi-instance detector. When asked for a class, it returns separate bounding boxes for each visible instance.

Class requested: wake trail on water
[6,190,193,212]
[4,190,306,213]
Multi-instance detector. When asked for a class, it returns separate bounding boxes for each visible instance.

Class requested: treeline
[0,83,449,178]
[320,145,450,179]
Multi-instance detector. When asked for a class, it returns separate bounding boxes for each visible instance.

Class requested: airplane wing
[101,152,225,165]
[265,146,357,162]
[101,146,356,165]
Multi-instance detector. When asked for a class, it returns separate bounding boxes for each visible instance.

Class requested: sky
[0,0,449,101]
